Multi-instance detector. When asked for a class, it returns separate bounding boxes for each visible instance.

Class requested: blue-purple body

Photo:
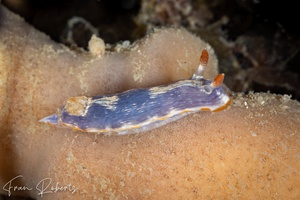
[41,79,231,135]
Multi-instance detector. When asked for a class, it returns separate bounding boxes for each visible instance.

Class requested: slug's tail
[39,114,59,125]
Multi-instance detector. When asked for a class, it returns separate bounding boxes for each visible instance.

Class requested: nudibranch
[40,49,231,135]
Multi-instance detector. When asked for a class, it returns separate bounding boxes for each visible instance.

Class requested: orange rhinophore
[199,49,208,66]
[212,73,225,88]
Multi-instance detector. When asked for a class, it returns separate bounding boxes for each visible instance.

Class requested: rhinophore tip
[39,114,59,125]
[199,49,208,67]
[211,73,225,88]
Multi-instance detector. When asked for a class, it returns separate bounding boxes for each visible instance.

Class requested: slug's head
[201,73,231,112]
[191,49,231,112]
